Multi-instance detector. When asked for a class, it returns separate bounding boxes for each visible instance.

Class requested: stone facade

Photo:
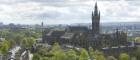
[42,2,128,49]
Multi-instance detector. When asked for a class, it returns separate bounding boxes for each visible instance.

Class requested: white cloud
[0,0,139,24]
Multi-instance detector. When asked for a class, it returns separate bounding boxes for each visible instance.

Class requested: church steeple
[92,2,100,35]
[99,11,100,19]
[94,2,98,16]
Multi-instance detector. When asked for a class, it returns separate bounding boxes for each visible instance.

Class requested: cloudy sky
[0,0,140,25]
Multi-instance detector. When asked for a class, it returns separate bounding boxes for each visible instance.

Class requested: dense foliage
[0,28,139,60]
[32,42,139,60]
[0,28,42,55]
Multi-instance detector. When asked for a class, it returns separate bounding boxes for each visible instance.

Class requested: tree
[93,50,106,60]
[79,48,89,60]
[89,47,94,60]
[32,53,41,60]
[131,57,137,60]
[27,37,36,47]
[107,56,117,60]
[41,57,49,60]
[51,50,66,60]
[37,47,48,56]
[119,53,130,60]
[21,37,36,49]
[0,40,10,55]
[21,38,28,48]
[135,37,140,43]
[50,42,62,54]
[66,49,78,60]
[9,40,16,48]
[49,42,66,60]
[89,47,106,60]
[14,34,24,45]
[135,47,140,60]
[0,29,10,38]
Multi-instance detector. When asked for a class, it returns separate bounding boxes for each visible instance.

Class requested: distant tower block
[92,2,100,35]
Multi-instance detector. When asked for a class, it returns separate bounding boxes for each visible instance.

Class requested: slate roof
[61,33,74,39]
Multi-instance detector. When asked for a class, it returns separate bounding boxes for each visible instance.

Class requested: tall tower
[92,2,100,35]
[41,21,44,28]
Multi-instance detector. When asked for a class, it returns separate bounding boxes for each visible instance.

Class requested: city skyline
[0,0,140,24]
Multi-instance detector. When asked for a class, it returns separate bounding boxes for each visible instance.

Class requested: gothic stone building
[42,2,129,50]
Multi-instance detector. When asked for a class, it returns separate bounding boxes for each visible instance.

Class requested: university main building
[42,3,134,56]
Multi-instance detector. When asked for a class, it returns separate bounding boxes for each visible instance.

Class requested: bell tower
[92,2,100,35]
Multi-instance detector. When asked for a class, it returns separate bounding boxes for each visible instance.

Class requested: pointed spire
[99,11,100,16]
[98,11,100,19]
[94,2,98,16]
[95,2,97,8]
[92,11,94,16]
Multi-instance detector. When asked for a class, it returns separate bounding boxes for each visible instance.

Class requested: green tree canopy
[119,53,130,60]
[48,42,67,60]
[135,37,140,43]
[32,53,41,60]
[89,47,95,60]
[131,57,137,60]
[135,47,140,60]
[51,50,66,60]
[66,49,78,60]
[107,56,117,60]
[0,40,10,55]
[49,42,62,54]
[79,48,89,60]
[21,37,36,49]
[94,50,106,60]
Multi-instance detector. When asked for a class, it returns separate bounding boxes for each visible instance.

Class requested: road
[8,46,21,60]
